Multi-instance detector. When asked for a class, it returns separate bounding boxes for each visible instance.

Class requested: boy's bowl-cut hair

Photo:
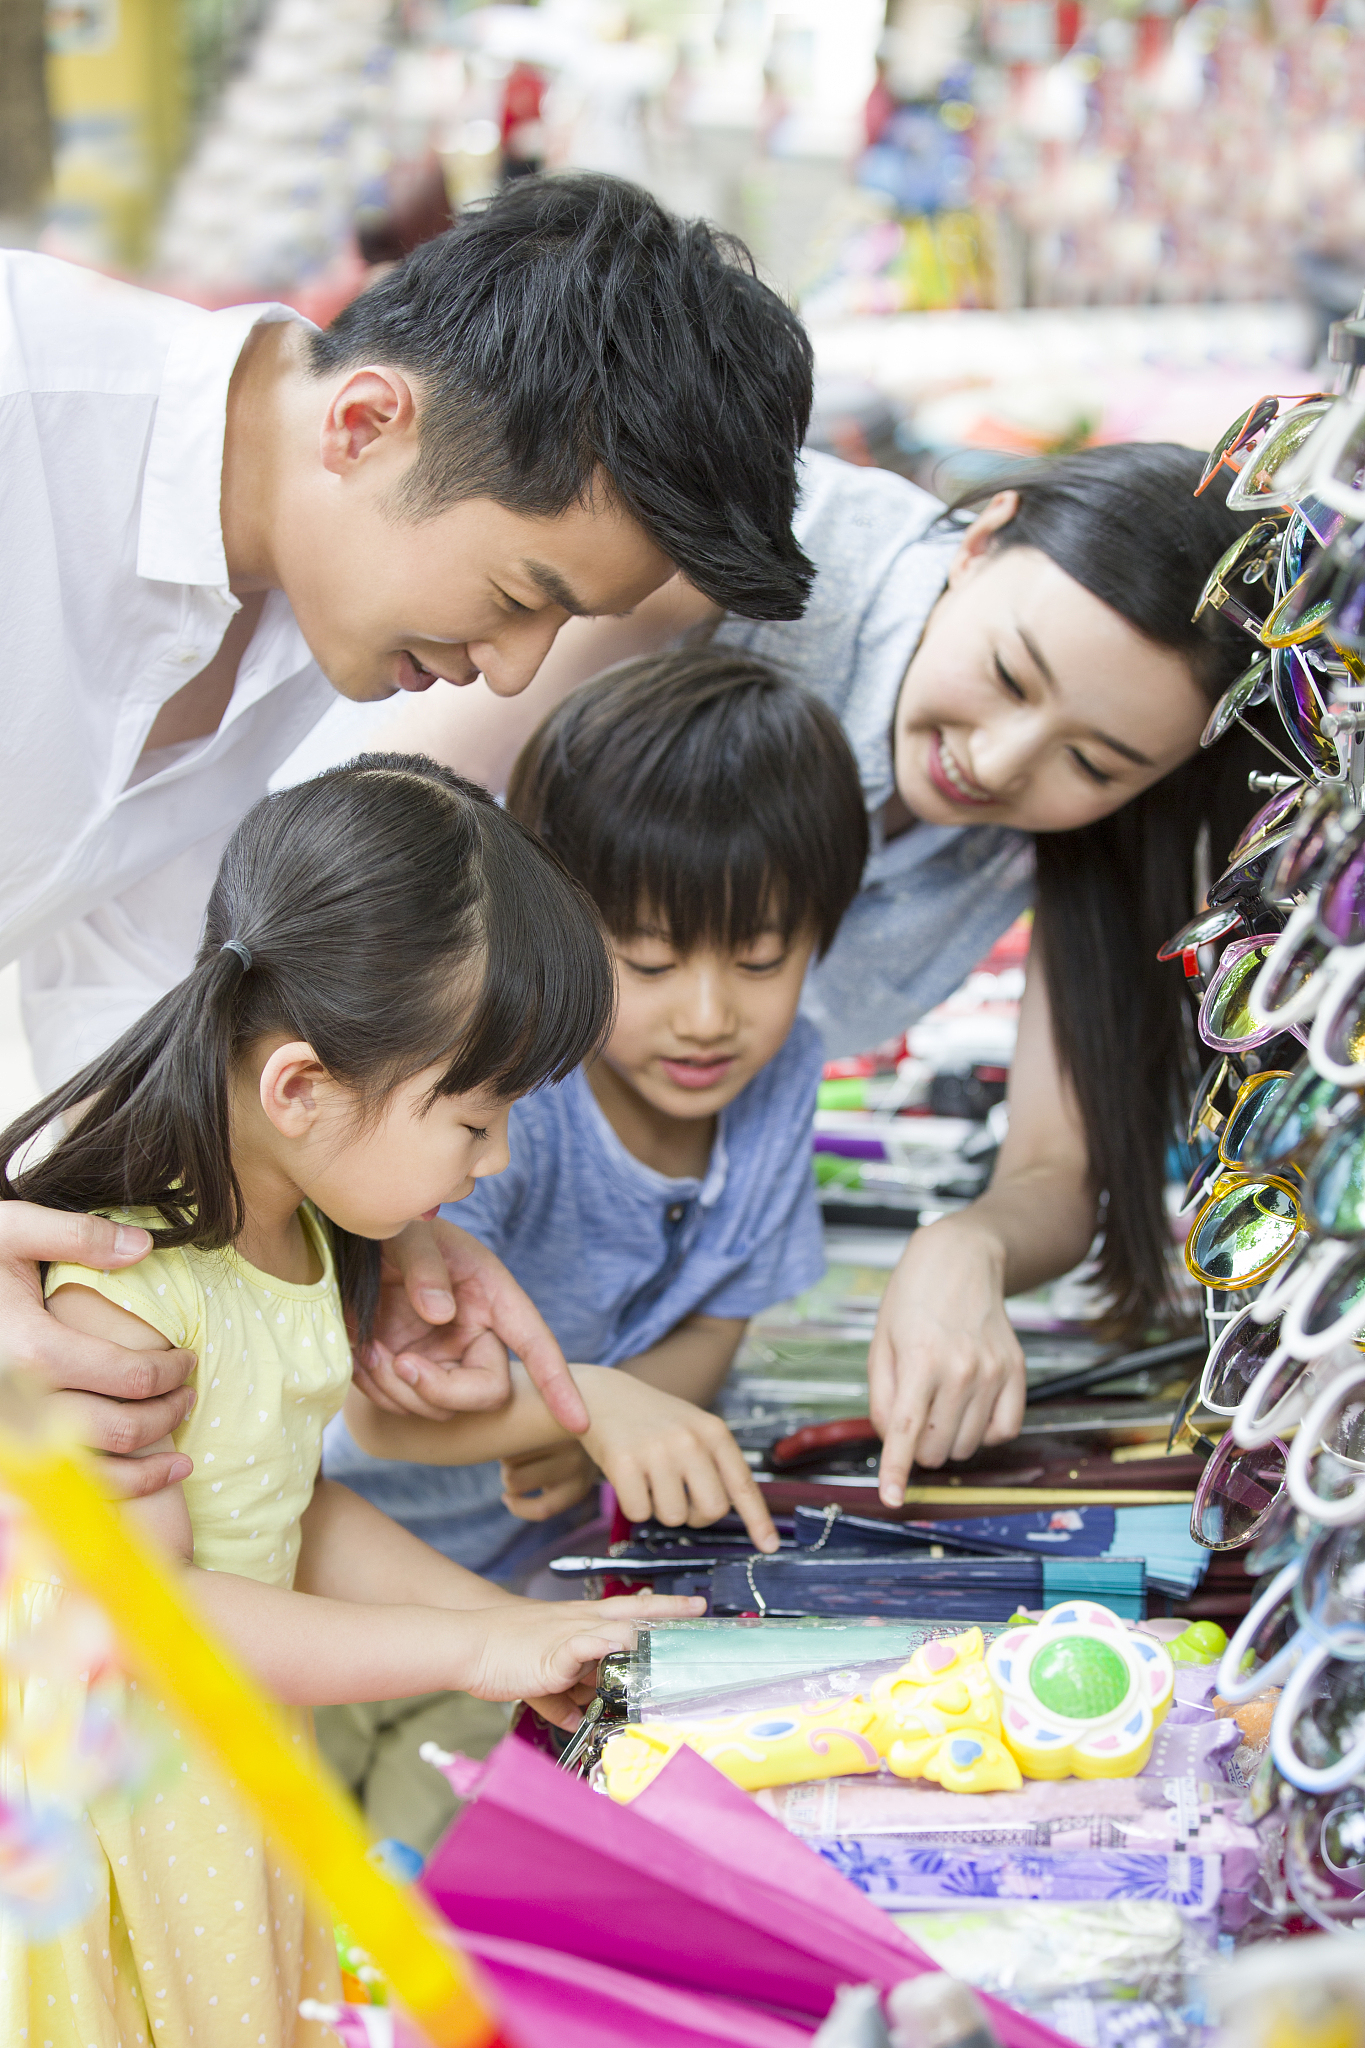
[506,648,870,959]
[308,173,815,623]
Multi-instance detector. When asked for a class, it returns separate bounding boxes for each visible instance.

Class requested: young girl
[0,753,698,2048]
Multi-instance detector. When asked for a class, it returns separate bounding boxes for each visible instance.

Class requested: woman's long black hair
[0,753,615,1339]
[952,443,1268,1328]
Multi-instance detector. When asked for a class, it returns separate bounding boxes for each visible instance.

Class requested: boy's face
[596,922,817,1122]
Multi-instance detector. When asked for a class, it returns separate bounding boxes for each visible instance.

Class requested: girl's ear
[258,1041,329,1138]
[947,490,1021,586]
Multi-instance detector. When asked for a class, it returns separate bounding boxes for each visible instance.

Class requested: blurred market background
[1,0,1362,1275]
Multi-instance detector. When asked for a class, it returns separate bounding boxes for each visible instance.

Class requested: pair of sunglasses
[1282,1776,1365,1932]
[1184,1167,1303,1291]
[1269,519,1365,657]
[1218,1519,1365,1707]
[1205,1236,1365,1447]
[1276,387,1365,525]
[1273,1583,1365,1797]
[1195,517,1288,638]
[1189,1427,1288,1551]
[1285,1359,1365,1529]
[1196,393,1336,501]
[1200,935,1308,1055]
[1265,783,1363,901]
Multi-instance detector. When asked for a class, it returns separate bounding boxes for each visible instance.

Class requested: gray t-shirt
[714,451,1036,1056]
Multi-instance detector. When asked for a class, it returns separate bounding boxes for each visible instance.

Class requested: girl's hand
[577,1369,779,1552]
[467,1591,704,1732]
[867,1215,1027,1507]
[501,1441,597,1521]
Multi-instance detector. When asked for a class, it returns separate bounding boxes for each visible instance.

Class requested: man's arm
[0,1204,196,1495]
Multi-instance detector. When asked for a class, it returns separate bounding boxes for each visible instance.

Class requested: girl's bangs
[435,832,616,1100]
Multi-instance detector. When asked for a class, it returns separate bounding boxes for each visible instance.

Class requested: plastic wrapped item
[602,1617,1004,1721]
[898,1901,1195,2002]
[892,1904,1213,2048]
[823,1839,1223,1925]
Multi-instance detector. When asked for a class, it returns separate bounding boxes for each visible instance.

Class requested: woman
[360,441,1262,1505]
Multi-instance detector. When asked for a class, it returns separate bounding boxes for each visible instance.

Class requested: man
[0,171,814,1482]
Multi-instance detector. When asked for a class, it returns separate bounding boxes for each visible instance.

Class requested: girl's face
[893,494,1211,835]
[255,1047,512,1240]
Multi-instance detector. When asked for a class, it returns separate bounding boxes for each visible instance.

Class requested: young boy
[320,648,868,1840]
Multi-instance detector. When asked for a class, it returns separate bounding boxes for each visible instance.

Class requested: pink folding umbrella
[422,1737,1071,2048]
[460,1926,819,2048]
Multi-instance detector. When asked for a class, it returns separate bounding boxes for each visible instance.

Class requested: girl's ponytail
[1,939,254,1254]
[1,754,614,1335]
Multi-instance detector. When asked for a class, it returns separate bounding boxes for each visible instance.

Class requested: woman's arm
[867,946,1098,1504]
[358,576,721,795]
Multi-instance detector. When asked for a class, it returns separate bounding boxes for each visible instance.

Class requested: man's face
[279,488,675,703]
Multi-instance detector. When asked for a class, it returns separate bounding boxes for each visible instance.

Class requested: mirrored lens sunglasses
[1190,1427,1288,1550]
[1301,1100,1365,1237]
[1239,1058,1358,1179]
[1219,1520,1365,1713]
[1287,1358,1365,1527]
[1157,904,1246,963]
[1265,784,1361,902]
[1315,813,1365,950]
[1201,655,1272,750]
[1279,387,1365,524]
[1249,906,1333,1032]
[1226,397,1339,513]
[1194,519,1288,638]
[1197,395,1333,499]
[1184,1172,1303,1290]
[1200,935,1307,1054]
[1284,1780,1365,1931]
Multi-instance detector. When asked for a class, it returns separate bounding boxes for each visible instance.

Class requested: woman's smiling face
[893,492,1212,835]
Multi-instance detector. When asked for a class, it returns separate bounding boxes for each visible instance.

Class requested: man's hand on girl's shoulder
[2,1202,196,1496]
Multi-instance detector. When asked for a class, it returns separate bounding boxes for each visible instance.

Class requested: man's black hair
[309,173,815,622]
[506,647,869,957]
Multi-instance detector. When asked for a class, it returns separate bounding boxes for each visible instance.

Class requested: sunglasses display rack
[1171,312,1365,1939]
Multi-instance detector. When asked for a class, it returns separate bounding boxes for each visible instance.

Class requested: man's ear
[947,490,1020,587]
[258,1042,329,1138]
[319,366,418,475]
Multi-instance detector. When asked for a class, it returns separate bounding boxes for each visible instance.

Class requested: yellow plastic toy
[600,1696,882,1801]
[986,1599,1175,1780]
[864,1627,1022,1791]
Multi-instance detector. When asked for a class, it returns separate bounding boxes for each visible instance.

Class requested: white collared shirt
[0,253,337,1089]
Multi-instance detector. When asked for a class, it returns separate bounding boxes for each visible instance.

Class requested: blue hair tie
[220,938,253,971]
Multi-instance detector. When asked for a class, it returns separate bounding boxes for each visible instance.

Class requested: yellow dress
[2,1205,351,2047]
